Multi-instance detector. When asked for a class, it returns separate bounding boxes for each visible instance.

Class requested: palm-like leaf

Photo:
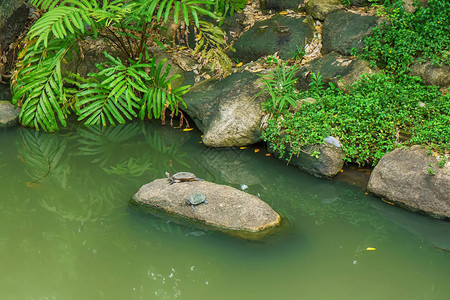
[136,0,217,25]
[75,53,151,126]
[138,56,189,120]
[12,38,76,131]
[28,3,97,49]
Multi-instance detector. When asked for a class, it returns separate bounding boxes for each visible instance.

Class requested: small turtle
[185,193,208,210]
[165,171,204,184]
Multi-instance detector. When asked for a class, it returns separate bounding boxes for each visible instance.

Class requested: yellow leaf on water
[183,128,193,132]
[279,11,289,15]
[240,147,247,150]
[201,135,203,138]
[366,247,376,251]
[199,141,203,144]
[236,62,243,67]
[265,153,272,157]
[254,149,260,153]
[179,46,188,50]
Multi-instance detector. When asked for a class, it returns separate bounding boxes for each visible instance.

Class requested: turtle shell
[173,172,197,180]
[187,193,207,205]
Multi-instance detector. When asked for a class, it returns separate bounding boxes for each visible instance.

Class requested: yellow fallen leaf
[183,128,193,131]
[265,153,272,157]
[366,247,376,251]
[179,46,188,50]
[201,135,203,138]
[254,149,260,153]
[280,11,289,15]
[199,141,203,144]
[236,62,243,67]
[240,147,247,150]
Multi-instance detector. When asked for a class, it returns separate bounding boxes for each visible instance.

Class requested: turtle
[185,193,208,210]
[165,171,204,184]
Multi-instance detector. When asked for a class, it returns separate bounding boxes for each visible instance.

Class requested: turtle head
[165,171,172,178]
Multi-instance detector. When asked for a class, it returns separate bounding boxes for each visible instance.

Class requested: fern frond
[28,5,96,49]
[136,0,217,25]
[138,56,189,120]
[192,20,233,76]
[12,38,76,131]
[212,0,247,18]
[75,52,151,126]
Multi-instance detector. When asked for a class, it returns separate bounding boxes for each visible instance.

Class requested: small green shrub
[359,0,450,74]
[263,72,449,166]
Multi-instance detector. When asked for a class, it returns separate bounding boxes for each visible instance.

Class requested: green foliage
[211,0,247,18]
[14,0,242,131]
[359,0,450,74]
[12,38,76,131]
[263,71,449,166]
[258,62,298,113]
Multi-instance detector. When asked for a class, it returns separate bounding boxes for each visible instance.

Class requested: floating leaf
[183,128,194,131]
[366,247,376,251]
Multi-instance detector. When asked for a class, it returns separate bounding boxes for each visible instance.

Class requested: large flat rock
[133,179,281,232]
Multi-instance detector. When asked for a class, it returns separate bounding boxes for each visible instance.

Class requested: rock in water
[367,146,450,220]
[0,101,20,128]
[132,179,281,232]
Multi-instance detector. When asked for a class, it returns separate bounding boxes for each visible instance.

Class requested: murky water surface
[0,122,449,300]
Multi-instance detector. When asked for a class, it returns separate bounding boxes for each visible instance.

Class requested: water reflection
[1,122,449,300]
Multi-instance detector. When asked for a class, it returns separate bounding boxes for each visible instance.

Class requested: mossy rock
[259,0,305,12]
[0,0,28,53]
[322,10,379,56]
[232,15,314,63]
[294,52,376,91]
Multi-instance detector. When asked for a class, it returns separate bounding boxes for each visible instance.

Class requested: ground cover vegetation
[262,0,449,166]
[11,0,246,132]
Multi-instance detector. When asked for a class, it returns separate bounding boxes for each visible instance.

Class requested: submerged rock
[183,71,266,147]
[133,179,281,232]
[0,101,20,128]
[367,146,450,220]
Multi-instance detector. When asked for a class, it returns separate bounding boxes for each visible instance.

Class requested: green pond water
[0,121,449,300]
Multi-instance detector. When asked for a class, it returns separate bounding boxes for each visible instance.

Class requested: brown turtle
[165,171,204,184]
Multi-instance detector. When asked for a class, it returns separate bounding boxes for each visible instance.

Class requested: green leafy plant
[359,0,449,74]
[12,0,244,131]
[258,62,298,113]
[262,71,449,166]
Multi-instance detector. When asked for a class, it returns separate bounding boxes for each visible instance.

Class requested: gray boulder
[305,0,342,21]
[132,179,281,232]
[0,101,20,128]
[232,15,314,63]
[410,60,450,90]
[260,0,305,12]
[183,71,266,147]
[287,142,345,178]
[0,0,29,53]
[270,138,345,178]
[294,52,376,91]
[368,146,450,219]
[322,10,379,56]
